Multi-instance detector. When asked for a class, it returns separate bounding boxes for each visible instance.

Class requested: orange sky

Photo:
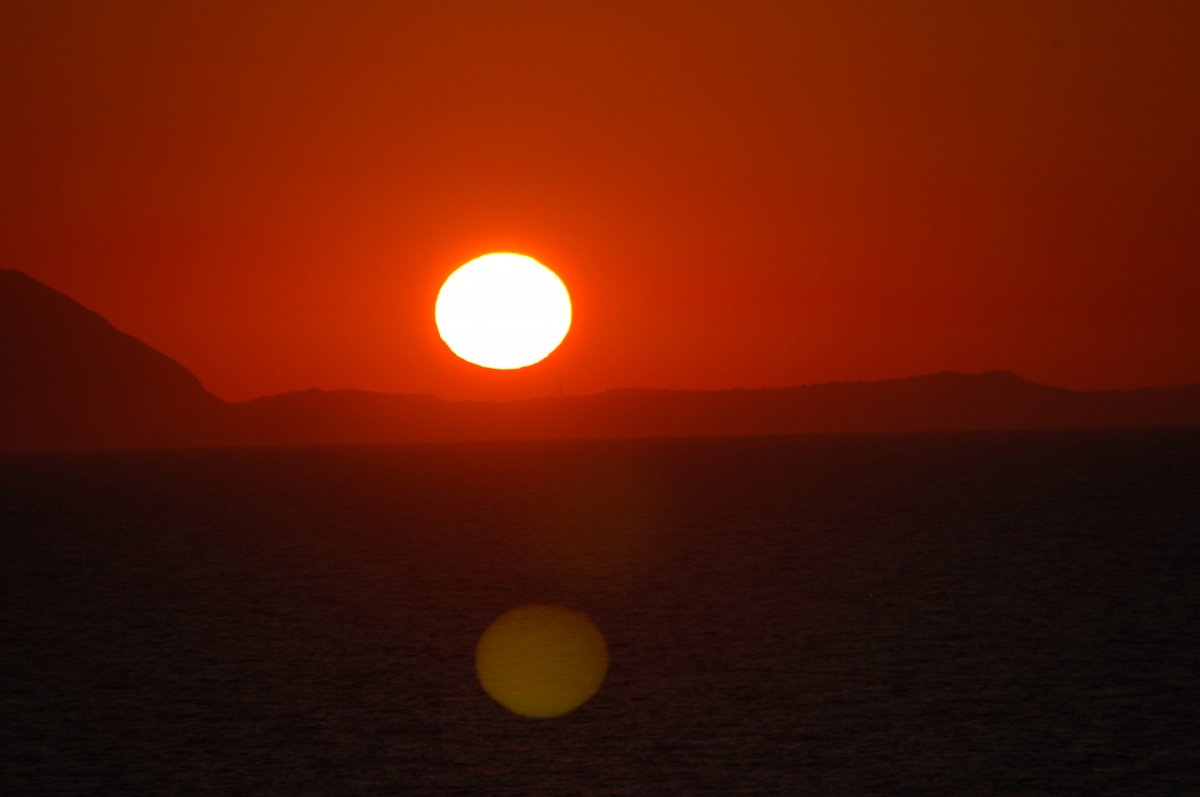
[3,2,1198,402]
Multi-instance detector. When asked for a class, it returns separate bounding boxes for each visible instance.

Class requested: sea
[2,428,1197,795]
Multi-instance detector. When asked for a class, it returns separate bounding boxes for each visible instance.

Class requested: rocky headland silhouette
[1,270,224,451]
[3,270,1198,452]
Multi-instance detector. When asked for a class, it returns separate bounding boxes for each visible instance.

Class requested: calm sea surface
[2,429,1198,795]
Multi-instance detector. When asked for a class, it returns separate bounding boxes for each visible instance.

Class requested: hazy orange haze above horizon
[3,2,1198,402]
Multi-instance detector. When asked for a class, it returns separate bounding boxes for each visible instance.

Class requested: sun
[435,253,572,370]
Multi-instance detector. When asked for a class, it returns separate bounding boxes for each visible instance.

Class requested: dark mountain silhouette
[3,270,1198,452]
[226,372,1200,447]
[0,270,225,450]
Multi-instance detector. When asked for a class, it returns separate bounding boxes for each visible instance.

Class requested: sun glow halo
[435,253,572,370]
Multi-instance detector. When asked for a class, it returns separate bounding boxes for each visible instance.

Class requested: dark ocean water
[2,429,1198,795]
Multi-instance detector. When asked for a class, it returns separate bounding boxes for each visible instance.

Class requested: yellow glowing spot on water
[475,604,608,718]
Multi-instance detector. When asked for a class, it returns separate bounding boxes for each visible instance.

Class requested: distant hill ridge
[3,270,1198,451]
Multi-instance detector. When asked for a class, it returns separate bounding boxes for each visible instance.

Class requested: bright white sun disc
[435,253,572,369]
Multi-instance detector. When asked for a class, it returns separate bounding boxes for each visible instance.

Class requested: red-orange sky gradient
[3,2,1198,402]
